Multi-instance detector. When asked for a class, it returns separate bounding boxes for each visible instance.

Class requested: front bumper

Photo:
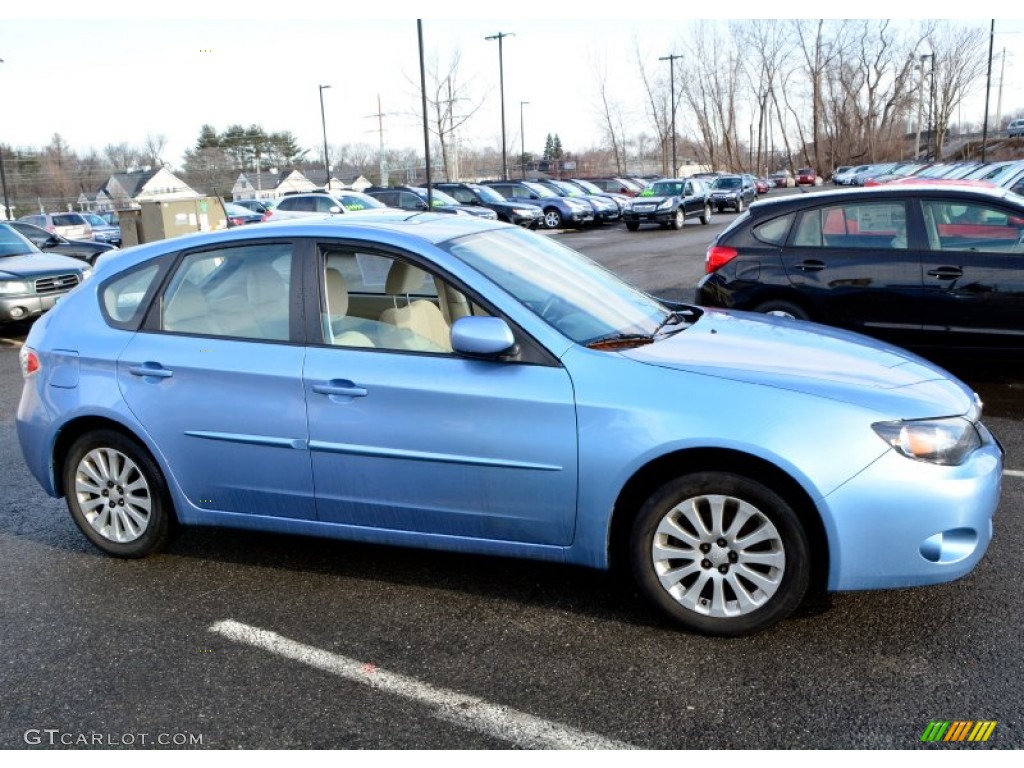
[823,425,1002,591]
[623,205,675,224]
[0,294,65,323]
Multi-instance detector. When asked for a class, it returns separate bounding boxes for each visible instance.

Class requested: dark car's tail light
[705,245,738,273]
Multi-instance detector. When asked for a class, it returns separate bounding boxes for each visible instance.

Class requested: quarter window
[102,264,161,326]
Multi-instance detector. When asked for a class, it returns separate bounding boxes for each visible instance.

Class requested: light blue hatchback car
[16,213,1003,636]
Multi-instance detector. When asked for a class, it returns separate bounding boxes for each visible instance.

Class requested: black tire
[700,204,712,225]
[626,221,640,232]
[542,208,563,229]
[752,300,811,321]
[671,209,685,230]
[630,472,810,637]
[63,430,172,558]
[736,197,746,213]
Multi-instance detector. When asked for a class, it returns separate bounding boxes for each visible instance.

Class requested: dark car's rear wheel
[630,472,810,637]
[64,430,172,558]
[700,204,712,225]
[752,300,811,321]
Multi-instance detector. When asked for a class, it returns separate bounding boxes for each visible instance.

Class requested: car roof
[741,183,1022,221]
[91,213,511,278]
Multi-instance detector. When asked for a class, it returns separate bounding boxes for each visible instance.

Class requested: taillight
[19,346,40,377]
[705,245,738,273]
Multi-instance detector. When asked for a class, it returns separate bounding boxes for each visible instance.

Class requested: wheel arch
[741,288,821,321]
[607,447,829,595]
[52,416,167,504]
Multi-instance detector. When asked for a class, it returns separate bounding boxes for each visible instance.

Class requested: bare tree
[592,58,627,174]
[415,49,484,181]
[927,23,989,159]
[142,133,168,168]
[635,42,673,175]
[735,20,794,177]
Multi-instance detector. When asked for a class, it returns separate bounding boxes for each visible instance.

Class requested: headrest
[325,267,349,316]
[247,264,286,305]
[385,260,426,295]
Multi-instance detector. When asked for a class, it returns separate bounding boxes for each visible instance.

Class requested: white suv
[1008,119,1024,138]
[263,191,392,221]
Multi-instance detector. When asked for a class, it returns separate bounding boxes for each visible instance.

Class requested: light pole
[0,57,10,221]
[659,54,682,176]
[485,32,514,180]
[519,101,529,179]
[319,84,331,190]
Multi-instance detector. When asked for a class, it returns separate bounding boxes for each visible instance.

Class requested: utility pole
[915,54,929,160]
[982,20,994,162]
[318,84,331,190]
[0,57,10,220]
[485,32,514,181]
[520,101,530,179]
[366,95,389,186]
[659,54,682,176]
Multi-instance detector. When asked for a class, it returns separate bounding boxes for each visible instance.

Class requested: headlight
[872,417,982,466]
[0,280,32,295]
[657,199,674,210]
[512,208,534,216]
[80,267,94,281]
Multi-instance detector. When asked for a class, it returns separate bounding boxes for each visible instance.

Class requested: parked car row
[18,211,121,247]
[0,222,93,325]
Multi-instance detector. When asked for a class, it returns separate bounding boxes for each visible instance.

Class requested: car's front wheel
[626,221,640,232]
[630,472,810,636]
[543,208,563,229]
[63,430,172,558]
[671,209,685,230]
[736,198,745,213]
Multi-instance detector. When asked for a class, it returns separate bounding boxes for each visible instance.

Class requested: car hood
[0,252,86,278]
[620,309,977,419]
[631,195,675,204]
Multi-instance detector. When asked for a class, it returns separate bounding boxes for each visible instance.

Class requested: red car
[796,168,819,186]
[754,178,770,195]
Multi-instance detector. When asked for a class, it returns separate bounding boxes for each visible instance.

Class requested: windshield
[470,185,505,203]
[572,179,602,194]
[82,213,107,226]
[0,224,41,257]
[712,177,741,189]
[338,194,385,210]
[523,182,558,199]
[428,189,460,206]
[642,181,684,197]
[444,227,677,346]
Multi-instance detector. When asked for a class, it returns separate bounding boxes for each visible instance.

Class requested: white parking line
[1005,469,1024,479]
[209,619,635,750]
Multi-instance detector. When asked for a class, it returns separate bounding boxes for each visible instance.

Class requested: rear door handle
[312,380,368,398]
[927,267,963,279]
[128,363,173,379]
[794,260,826,272]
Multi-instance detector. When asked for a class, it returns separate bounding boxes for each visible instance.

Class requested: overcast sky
[1,5,1021,169]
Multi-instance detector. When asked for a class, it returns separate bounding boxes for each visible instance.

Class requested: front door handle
[927,266,963,279]
[313,380,368,398]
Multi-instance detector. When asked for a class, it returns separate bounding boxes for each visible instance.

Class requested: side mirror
[328,206,343,214]
[451,316,518,360]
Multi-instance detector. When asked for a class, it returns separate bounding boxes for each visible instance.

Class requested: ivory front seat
[325,266,375,347]
[379,261,452,352]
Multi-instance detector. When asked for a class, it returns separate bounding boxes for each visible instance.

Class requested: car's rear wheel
[64,430,172,558]
[671,209,685,230]
[630,472,810,637]
[626,221,640,232]
[700,204,712,225]
[543,209,563,229]
[752,300,811,321]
